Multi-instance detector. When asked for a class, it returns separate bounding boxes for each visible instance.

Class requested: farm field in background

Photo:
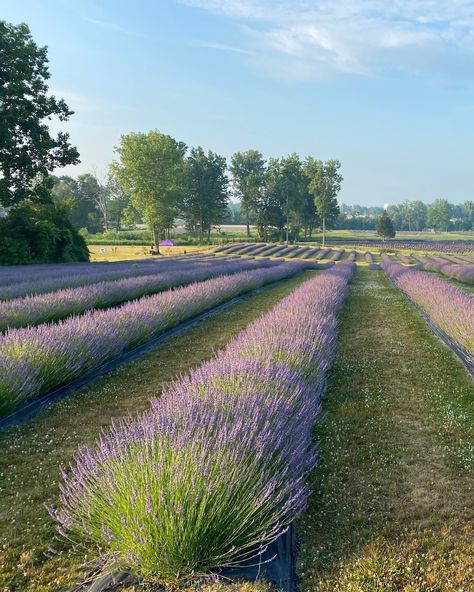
[0,249,473,592]
[88,244,209,262]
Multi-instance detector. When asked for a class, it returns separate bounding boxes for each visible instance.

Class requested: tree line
[50,146,343,251]
[102,132,342,251]
[338,200,474,232]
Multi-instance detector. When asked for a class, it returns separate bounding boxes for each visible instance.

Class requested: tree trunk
[322,215,326,247]
[152,225,160,255]
[246,216,250,237]
[200,207,203,245]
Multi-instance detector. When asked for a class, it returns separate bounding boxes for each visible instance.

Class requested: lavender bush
[381,259,474,359]
[53,262,355,584]
[0,258,277,331]
[0,262,308,416]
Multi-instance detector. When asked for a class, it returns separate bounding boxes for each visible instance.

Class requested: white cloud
[83,16,137,36]
[180,0,474,79]
[191,41,255,55]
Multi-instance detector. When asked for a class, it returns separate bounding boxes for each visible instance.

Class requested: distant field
[88,244,209,261]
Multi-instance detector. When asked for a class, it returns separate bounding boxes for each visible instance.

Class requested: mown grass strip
[298,268,474,591]
[0,271,315,592]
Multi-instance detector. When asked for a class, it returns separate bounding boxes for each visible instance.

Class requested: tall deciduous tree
[279,153,306,244]
[376,211,396,241]
[51,175,102,233]
[304,158,342,246]
[256,158,285,241]
[183,147,229,243]
[0,21,79,206]
[230,150,266,237]
[115,131,187,252]
[427,198,451,231]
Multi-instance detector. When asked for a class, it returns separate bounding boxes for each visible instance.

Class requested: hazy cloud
[180,0,474,79]
[83,16,137,36]
[192,41,255,55]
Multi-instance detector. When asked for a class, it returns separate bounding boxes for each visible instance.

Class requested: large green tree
[229,150,266,237]
[115,131,187,252]
[183,147,229,243]
[427,198,451,231]
[304,158,342,246]
[256,158,285,241]
[106,165,132,230]
[278,153,306,243]
[0,21,79,206]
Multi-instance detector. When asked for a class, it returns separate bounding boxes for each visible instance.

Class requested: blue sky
[2,0,474,205]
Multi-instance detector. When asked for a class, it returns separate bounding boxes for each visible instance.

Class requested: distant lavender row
[346,251,357,262]
[0,258,279,332]
[415,255,474,284]
[0,257,227,300]
[327,239,474,254]
[381,258,474,360]
[0,257,186,287]
[0,261,309,416]
[53,262,355,583]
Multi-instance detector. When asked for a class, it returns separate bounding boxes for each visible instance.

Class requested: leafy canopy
[0,20,79,206]
[115,131,187,242]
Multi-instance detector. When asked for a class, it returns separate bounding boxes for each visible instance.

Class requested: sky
[2,0,474,206]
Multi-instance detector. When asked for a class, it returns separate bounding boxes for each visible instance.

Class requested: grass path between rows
[0,270,316,592]
[298,268,474,591]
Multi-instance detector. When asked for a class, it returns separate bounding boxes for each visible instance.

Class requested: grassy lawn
[88,244,210,262]
[0,271,315,592]
[298,268,474,591]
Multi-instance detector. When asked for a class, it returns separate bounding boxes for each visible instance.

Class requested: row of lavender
[214,242,349,261]
[0,261,309,416]
[413,254,474,284]
[0,255,223,300]
[0,258,281,331]
[381,256,473,361]
[329,239,474,254]
[52,262,356,584]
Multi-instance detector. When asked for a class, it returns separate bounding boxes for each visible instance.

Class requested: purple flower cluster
[53,262,355,583]
[0,261,308,416]
[381,259,474,359]
[0,258,279,331]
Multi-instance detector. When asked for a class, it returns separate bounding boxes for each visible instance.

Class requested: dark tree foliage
[0,180,89,265]
[183,147,229,242]
[0,20,79,206]
[376,211,396,241]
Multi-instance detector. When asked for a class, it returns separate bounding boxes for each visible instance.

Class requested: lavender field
[1,253,473,592]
